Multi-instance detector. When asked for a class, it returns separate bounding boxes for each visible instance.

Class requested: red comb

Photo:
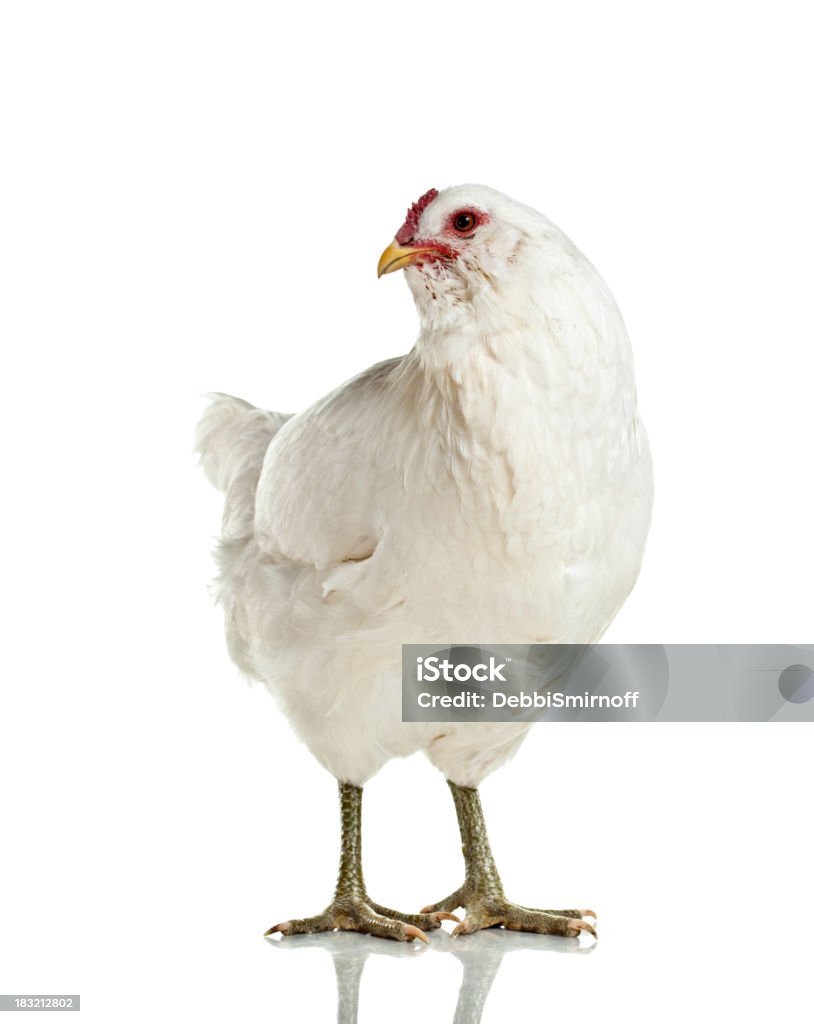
[396,188,438,244]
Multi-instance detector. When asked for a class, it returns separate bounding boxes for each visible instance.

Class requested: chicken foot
[265,781,458,943]
[420,781,597,939]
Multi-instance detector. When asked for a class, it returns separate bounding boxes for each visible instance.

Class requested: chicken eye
[452,211,477,233]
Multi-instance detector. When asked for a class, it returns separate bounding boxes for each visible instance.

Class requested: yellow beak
[377,240,440,278]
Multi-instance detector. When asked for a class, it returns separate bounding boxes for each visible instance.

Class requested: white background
[1,1,812,1021]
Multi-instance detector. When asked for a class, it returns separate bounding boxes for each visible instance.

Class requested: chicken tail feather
[195,393,291,538]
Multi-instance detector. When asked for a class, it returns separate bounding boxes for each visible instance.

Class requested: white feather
[197,185,653,787]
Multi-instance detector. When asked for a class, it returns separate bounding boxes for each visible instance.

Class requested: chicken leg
[265,781,458,943]
[421,782,597,939]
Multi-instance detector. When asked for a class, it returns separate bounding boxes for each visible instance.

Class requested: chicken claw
[367,901,460,928]
[264,921,292,937]
[425,784,599,941]
[448,901,598,940]
[264,897,448,943]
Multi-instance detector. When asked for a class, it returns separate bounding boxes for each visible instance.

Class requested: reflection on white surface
[267,927,593,1023]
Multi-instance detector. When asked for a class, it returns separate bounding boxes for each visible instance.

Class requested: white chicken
[196,184,653,943]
